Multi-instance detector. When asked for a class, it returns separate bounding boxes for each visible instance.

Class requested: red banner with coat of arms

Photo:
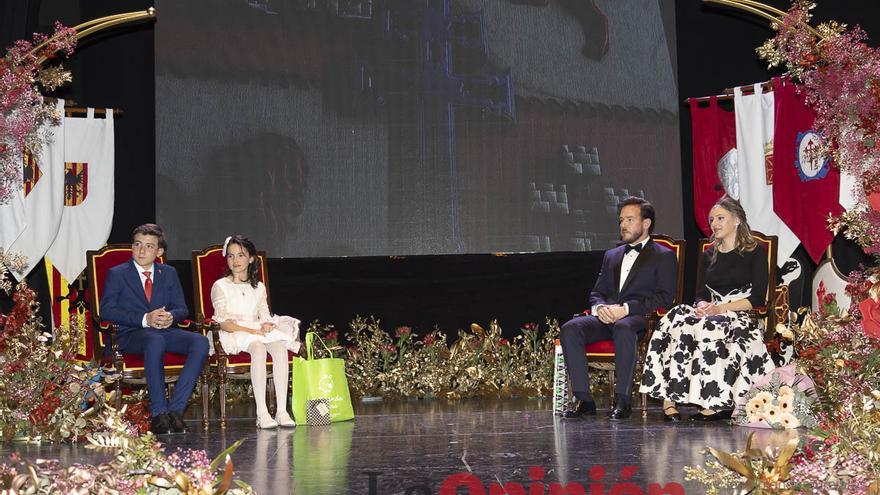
[772,77,843,263]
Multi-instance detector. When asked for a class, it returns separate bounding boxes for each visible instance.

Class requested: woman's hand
[695,301,720,317]
[260,322,276,334]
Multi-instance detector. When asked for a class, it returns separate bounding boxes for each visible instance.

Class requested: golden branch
[30,8,157,64]
[703,0,823,39]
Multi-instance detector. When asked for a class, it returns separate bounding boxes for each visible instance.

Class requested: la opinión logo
[365,465,686,494]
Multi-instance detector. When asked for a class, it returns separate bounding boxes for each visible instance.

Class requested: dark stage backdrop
[155,0,683,257]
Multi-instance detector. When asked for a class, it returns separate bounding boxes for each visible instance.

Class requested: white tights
[247,341,289,417]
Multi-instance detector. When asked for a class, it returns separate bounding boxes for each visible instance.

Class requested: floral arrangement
[733,373,818,430]
[0,22,76,205]
[307,316,561,400]
[0,252,117,443]
[684,431,800,495]
[0,405,253,494]
[0,253,254,493]
[756,1,880,256]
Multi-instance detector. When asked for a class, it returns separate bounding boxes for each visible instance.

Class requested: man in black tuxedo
[561,197,677,419]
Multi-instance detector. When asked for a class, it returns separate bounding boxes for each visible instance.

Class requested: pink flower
[423,334,436,346]
[395,326,411,338]
[325,330,338,342]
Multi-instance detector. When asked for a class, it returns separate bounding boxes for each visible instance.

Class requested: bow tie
[625,243,642,254]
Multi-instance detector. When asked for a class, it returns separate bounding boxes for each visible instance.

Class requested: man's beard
[621,227,643,244]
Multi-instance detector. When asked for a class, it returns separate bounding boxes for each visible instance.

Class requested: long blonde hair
[708,196,756,265]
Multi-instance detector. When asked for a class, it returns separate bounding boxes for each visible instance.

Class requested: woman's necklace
[231,278,249,296]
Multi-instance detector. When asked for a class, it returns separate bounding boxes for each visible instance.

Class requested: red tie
[143,271,152,302]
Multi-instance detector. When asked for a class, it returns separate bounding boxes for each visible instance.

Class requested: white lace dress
[210,277,301,355]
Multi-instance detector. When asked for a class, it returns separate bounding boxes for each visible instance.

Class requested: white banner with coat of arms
[2,99,66,280]
[734,85,800,267]
[45,108,115,282]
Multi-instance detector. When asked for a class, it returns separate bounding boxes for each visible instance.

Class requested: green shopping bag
[291,332,355,425]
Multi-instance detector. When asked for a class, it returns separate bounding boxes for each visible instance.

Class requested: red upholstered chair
[85,244,210,429]
[191,245,296,428]
[582,234,686,417]
[698,231,788,336]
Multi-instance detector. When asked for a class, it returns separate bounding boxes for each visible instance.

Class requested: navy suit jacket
[100,259,189,338]
[589,238,678,318]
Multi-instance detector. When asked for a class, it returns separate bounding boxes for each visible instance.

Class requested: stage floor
[0,399,798,494]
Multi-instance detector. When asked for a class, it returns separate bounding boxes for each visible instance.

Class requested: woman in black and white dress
[639,196,772,421]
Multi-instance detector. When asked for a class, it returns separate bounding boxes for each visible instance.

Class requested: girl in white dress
[211,235,302,428]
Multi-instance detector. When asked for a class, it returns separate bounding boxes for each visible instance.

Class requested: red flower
[423,334,436,346]
[499,338,509,346]
[816,281,827,306]
[523,322,537,331]
[395,326,412,338]
[858,296,880,339]
[325,330,339,342]
[800,346,819,360]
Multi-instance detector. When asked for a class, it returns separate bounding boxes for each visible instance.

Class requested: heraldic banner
[734,84,800,267]
[44,258,92,361]
[772,77,843,263]
[45,108,115,282]
[690,96,736,236]
[3,99,66,280]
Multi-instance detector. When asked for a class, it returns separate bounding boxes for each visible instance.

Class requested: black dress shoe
[562,400,597,418]
[168,411,187,434]
[689,410,733,422]
[150,413,173,435]
[608,402,632,420]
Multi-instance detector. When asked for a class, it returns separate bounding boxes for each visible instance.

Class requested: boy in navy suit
[100,224,209,434]
[560,197,677,420]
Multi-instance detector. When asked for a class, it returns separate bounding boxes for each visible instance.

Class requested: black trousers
[559,314,647,401]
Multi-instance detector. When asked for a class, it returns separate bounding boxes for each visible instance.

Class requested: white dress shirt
[594,237,649,318]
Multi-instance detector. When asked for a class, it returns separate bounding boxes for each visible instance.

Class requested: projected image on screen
[156,0,682,257]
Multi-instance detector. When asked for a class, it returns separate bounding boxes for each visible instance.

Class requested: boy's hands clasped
[147,307,174,329]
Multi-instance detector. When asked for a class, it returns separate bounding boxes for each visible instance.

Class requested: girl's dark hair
[223,235,259,288]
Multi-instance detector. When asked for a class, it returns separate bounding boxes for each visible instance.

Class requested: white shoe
[276,411,296,428]
[256,413,278,429]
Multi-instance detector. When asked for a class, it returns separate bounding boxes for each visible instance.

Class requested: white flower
[747,398,764,414]
[755,391,773,405]
[761,405,782,423]
[777,395,794,413]
[779,412,800,428]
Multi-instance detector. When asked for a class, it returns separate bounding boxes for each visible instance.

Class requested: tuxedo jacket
[100,259,189,338]
[589,238,678,317]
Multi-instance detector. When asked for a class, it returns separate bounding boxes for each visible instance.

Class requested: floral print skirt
[638,304,772,410]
